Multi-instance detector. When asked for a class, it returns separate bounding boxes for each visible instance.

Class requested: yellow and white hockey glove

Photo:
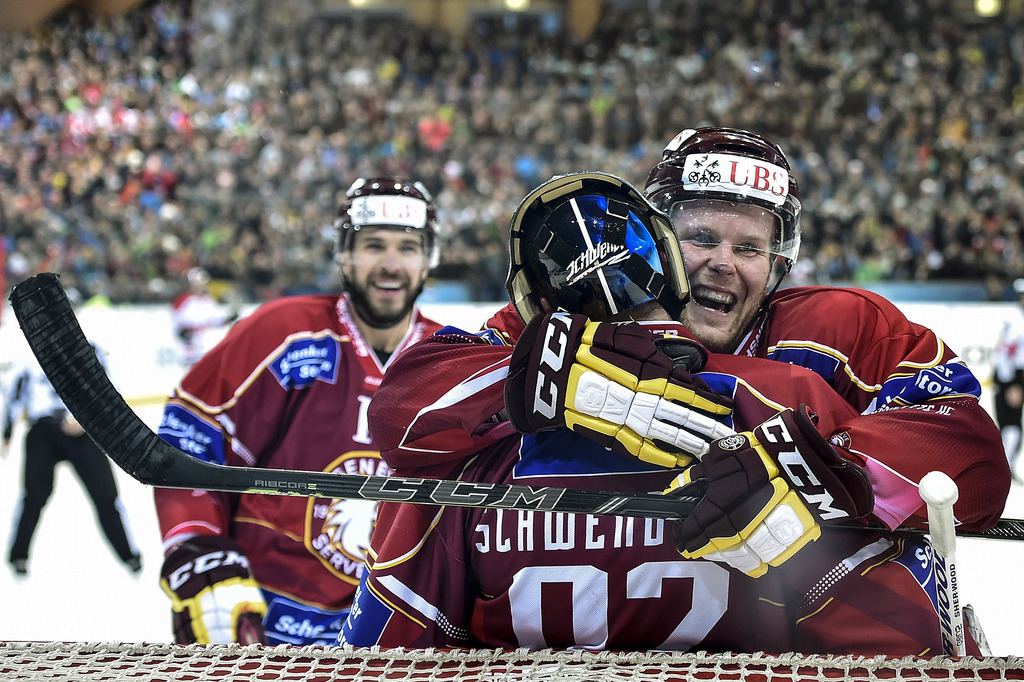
[505,312,734,468]
[666,406,874,577]
[160,535,268,644]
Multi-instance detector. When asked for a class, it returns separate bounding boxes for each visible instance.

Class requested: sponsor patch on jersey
[892,535,940,612]
[338,577,395,646]
[878,363,982,406]
[307,451,391,583]
[268,336,339,389]
[157,405,224,464]
[261,589,348,646]
[679,152,789,206]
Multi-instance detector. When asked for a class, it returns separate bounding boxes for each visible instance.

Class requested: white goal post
[920,470,967,656]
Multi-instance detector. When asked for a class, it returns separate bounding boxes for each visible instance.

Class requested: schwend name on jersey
[474,508,667,554]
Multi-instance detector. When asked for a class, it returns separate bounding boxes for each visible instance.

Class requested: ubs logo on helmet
[682,153,789,206]
[351,198,377,224]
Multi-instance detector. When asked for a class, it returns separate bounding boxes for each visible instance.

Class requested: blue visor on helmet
[534,194,669,319]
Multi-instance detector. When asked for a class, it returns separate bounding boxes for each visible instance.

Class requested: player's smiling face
[344,227,430,328]
[671,199,777,353]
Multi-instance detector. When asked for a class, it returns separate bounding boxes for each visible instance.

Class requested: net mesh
[2,642,1023,682]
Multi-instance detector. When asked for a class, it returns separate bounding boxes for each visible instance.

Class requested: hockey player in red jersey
[340,171,1006,654]
[153,177,444,646]
[640,127,1007,545]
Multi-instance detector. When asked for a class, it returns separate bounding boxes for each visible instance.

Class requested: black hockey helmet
[644,127,801,291]
[506,171,690,323]
[336,176,440,268]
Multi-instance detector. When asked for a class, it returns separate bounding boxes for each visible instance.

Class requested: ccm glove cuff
[160,535,267,644]
[667,405,873,577]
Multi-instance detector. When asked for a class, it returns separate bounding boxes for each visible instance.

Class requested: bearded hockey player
[154,177,444,646]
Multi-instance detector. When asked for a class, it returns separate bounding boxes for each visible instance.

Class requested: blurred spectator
[170,266,238,367]
[992,278,1024,484]
[1,0,1023,304]
[0,239,5,326]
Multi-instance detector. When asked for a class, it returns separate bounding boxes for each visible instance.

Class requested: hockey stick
[8,272,700,521]
[9,273,1024,540]
[920,471,966,656]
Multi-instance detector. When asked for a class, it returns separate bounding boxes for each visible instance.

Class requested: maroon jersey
[155,293,441,645]
[341,315,989,654]
[394,296,1007,531]
[740,286,1008,531]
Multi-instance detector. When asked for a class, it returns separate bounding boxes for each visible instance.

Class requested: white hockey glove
[160,535,268,644]
[505,312,734,468]
[665,406,874,577]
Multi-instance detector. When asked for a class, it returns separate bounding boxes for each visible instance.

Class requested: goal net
[2,642,1023,681]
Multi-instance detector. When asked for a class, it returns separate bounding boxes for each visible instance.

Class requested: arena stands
[1,0,1023,305]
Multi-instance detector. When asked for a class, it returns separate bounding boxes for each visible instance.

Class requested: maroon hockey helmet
[336,177,440,268]
[644,127,801,285]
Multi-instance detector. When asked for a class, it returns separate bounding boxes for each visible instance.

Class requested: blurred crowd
[2,0,1023,305]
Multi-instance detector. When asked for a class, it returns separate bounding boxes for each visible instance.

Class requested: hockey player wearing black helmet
[344,158,1005,654]
[342,170,1003,655]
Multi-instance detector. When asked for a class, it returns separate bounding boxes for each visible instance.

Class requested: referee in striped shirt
[2,343,141,576]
